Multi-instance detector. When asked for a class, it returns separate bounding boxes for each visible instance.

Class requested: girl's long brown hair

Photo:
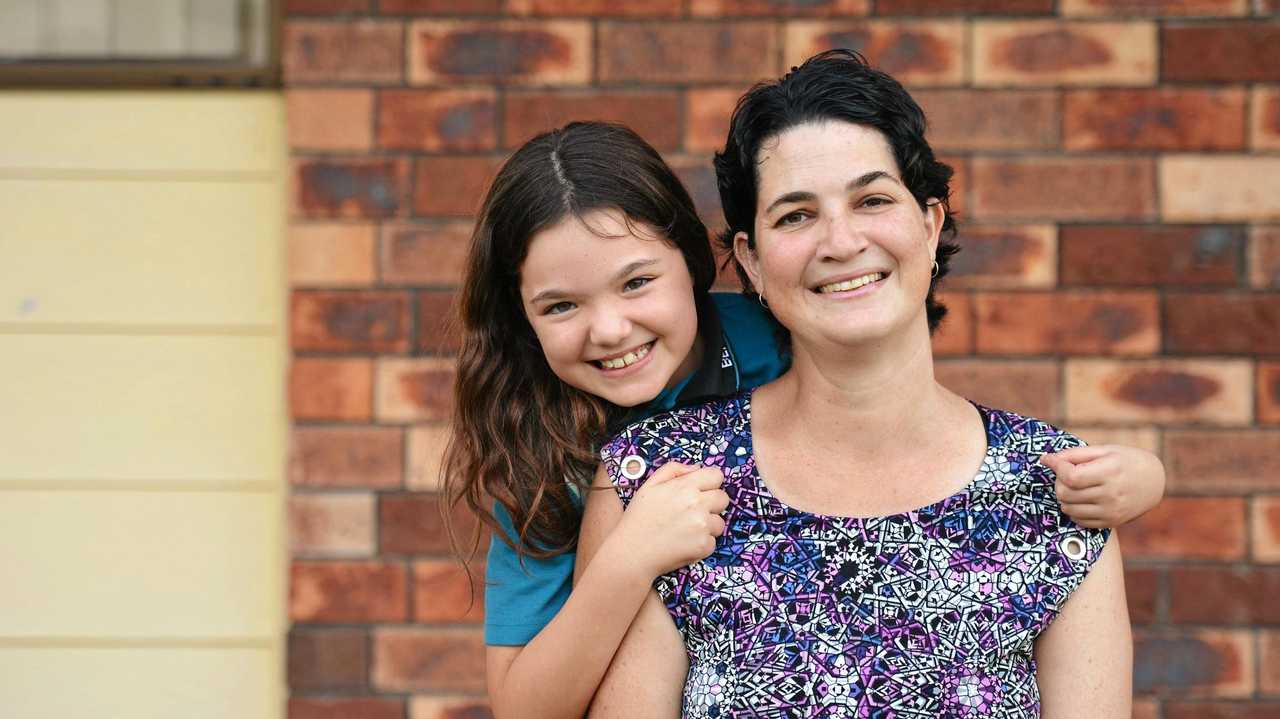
[444,122,717,560]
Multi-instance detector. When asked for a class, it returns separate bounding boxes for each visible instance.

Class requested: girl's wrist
[594,526,661,583]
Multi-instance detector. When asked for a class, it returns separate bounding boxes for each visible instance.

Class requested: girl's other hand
[1041,445,1166,529]
[612,461,729,577]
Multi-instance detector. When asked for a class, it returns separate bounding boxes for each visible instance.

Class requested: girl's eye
[544,301,575,316]
[623,276,652,292]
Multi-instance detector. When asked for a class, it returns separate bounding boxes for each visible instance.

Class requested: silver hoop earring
[931,260,940,278]
[757,293,769,309]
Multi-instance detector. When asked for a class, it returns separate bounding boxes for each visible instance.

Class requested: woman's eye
[544,301,575,316]
[623,276,652,292]
[862,196,892,208]
[776,210,809,227]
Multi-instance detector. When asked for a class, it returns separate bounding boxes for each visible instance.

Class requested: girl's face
[735,120,943,352]
[520,208,702,408]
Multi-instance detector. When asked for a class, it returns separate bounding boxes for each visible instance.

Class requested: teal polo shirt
[484,292,786,646]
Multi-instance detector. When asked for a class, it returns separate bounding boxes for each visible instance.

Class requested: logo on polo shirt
[720,345,734,369]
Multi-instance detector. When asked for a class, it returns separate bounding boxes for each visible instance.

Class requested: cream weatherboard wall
[0,93,286,718]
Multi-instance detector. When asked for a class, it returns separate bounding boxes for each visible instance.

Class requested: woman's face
[735,120,943,352]
[520,208,702,408]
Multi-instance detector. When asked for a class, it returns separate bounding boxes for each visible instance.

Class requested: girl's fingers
[1055,483,1108,505]
[688,468,726,491]
[1045,445,1110,465]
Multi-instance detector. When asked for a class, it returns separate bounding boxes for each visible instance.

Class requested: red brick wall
[283,1,1280,716]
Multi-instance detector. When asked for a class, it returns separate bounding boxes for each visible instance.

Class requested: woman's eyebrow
[762,170,900,216]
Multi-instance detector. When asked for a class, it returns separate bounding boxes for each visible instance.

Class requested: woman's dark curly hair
[714,49,960,333]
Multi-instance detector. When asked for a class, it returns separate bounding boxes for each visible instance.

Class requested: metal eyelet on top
[620,455,647,481]
[1060,535,1088,561]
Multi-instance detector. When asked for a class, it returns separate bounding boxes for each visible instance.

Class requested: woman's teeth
[598,342,652,370]
[817,272,884,293]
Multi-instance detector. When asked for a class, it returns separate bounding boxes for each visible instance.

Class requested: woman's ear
[924,199,945,256]
[732,230,766,297]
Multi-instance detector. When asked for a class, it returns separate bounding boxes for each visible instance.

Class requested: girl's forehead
[519,211,680,294]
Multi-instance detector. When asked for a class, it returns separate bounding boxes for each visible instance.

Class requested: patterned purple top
[601,392,1109,718]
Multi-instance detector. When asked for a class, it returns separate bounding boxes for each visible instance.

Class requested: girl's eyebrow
[761,170,900,216]
[528,258,659,304]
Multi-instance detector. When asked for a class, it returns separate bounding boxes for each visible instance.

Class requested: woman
[581,51,1132,717]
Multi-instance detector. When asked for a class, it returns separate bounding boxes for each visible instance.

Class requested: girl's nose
[587,305,632,347]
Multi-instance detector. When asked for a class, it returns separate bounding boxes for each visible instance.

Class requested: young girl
[443,121,1163,719]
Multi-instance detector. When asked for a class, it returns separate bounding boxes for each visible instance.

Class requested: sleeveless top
[601,392,1109,718]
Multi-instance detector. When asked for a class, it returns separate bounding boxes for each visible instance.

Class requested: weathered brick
[372,628,486,692]
[785,20,966,87]
[877,0,1052,13]
[971,157,1155,221]
[407,424,451,491]
[417,292,462,355]
[289,223,378,288]
[295,158,411,219]
[414,559,484,623]
[290,492,376,558]
[1165,293,1280,354]
[1259,362,1280,425]
[931,291,973,357]
[508,0,680,15]
[974,291,1160,355]
[286,0,370,14]
[290,358,374,421]
[973,20,1156,87]
[1161,157,1280,222]
[381,221,471,287]
[916,90,1059,152]
[1126,567,1160,625]
[1165,702,1280,719]
[290,560,409,622]
[936,359,1060,420]
[947,224,1056,289]
[1251,226,1280,288]
[1124,497,1246,561]
[413,156,503,217]
[380,493,480,555]
[1162,24,1280,82]
[283,20,404,84]
[1265,631,1280,695]
[376,357,456,423]
[1255,497,1280,563]
[1064,88,1246,151]
[289,699,403,719]
[1068,426,1160,453]
[377,89,498,152]
[1065,359,1252,426]
[291,290,412,353]
[1169,567,1280,624]
[692,0,869,15]
[601,22,778,84]
[668,155,724,231]
[1059,225,1244,287]
[286,89,374,151]
[288,628,368,691]
[1255,86,1280,150]
[503,90,681,151]
[1061,0,1247,16]
[291,426,403,489]
[381,0,500,12]
[410,697,494,719]
[1133,629,1255,697]
[686,88,740,153]
[1131,699,1158,719]
[408,20,591,86]
[1166,430,1280,493]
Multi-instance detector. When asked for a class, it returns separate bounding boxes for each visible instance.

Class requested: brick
[381,221,471,286]
[286,89,374,151]
[407,424,451,491]
[380,492,481,555]
[1061,0,1247,15]
[1165,293,1280,354]
[935,359,1060,420]
[289,223,378,288]
[295,158,411,220]
[408,20,591,86]
[410,697,494,719]
[1161,157,1280,222]
[1165,430,1280,493]
[286,0,369,13]
[290,358,373,421]
[1260,363,1280,425]
[414,559,484,623]
[283,20,404,84]
[290,493,376,558]
[1131,699,1158,719]
[1064,88,1246,152]
[381,0,500,12]
[1124,497,1246,561]
[784,20,965,87]
[971,157,1155,222]
[1133,630,1255,697]
[1165,703,1280,719]
[1266,631,1280,695]
[1060,225,1244,287]
[973,21,1156,87]
[372,628,485,692]
[692,0,869,15]
[877,0,1052,13]
[1162,24,1280,82]
[947,224,1055,289]
[1252,226,1280,288]
[377,89,498,152]
[1065,359,1252,426]
[417,292,462,355]
[290,560,408,622]
[1255,86,1280,151]
[291,426,403,489]
[291,290,413,353]
[502,90,681,151]
[974,291,1160,355]
[1258,497,1280,563]
[289,699,403,719]
[288,628,368,691]
[508,0,680,15]
[668,155,724,232]
[916,90,1059,152]
[1068,426,1160,453]
[686,88,739,153]
[377,357,456,423]
[1169,566,1280,625]
[413,156,503,218]
[602,22,778,84]
[1126,567,1160,625]
[931,291,972,357]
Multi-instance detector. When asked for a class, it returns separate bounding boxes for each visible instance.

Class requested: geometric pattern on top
[602,391,1109,718]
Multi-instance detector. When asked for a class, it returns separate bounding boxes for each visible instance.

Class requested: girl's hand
[1041,445,1166,529]
[611,461,729,578]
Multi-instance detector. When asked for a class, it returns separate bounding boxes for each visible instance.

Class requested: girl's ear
[732,231,765,298]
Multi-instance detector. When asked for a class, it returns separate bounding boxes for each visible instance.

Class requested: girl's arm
[1042,445,1165,528]
[1035,532,1132,718]
[486,462,725,719]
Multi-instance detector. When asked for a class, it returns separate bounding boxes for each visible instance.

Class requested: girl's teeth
[819,272,884,293]
[600,343,651,369]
